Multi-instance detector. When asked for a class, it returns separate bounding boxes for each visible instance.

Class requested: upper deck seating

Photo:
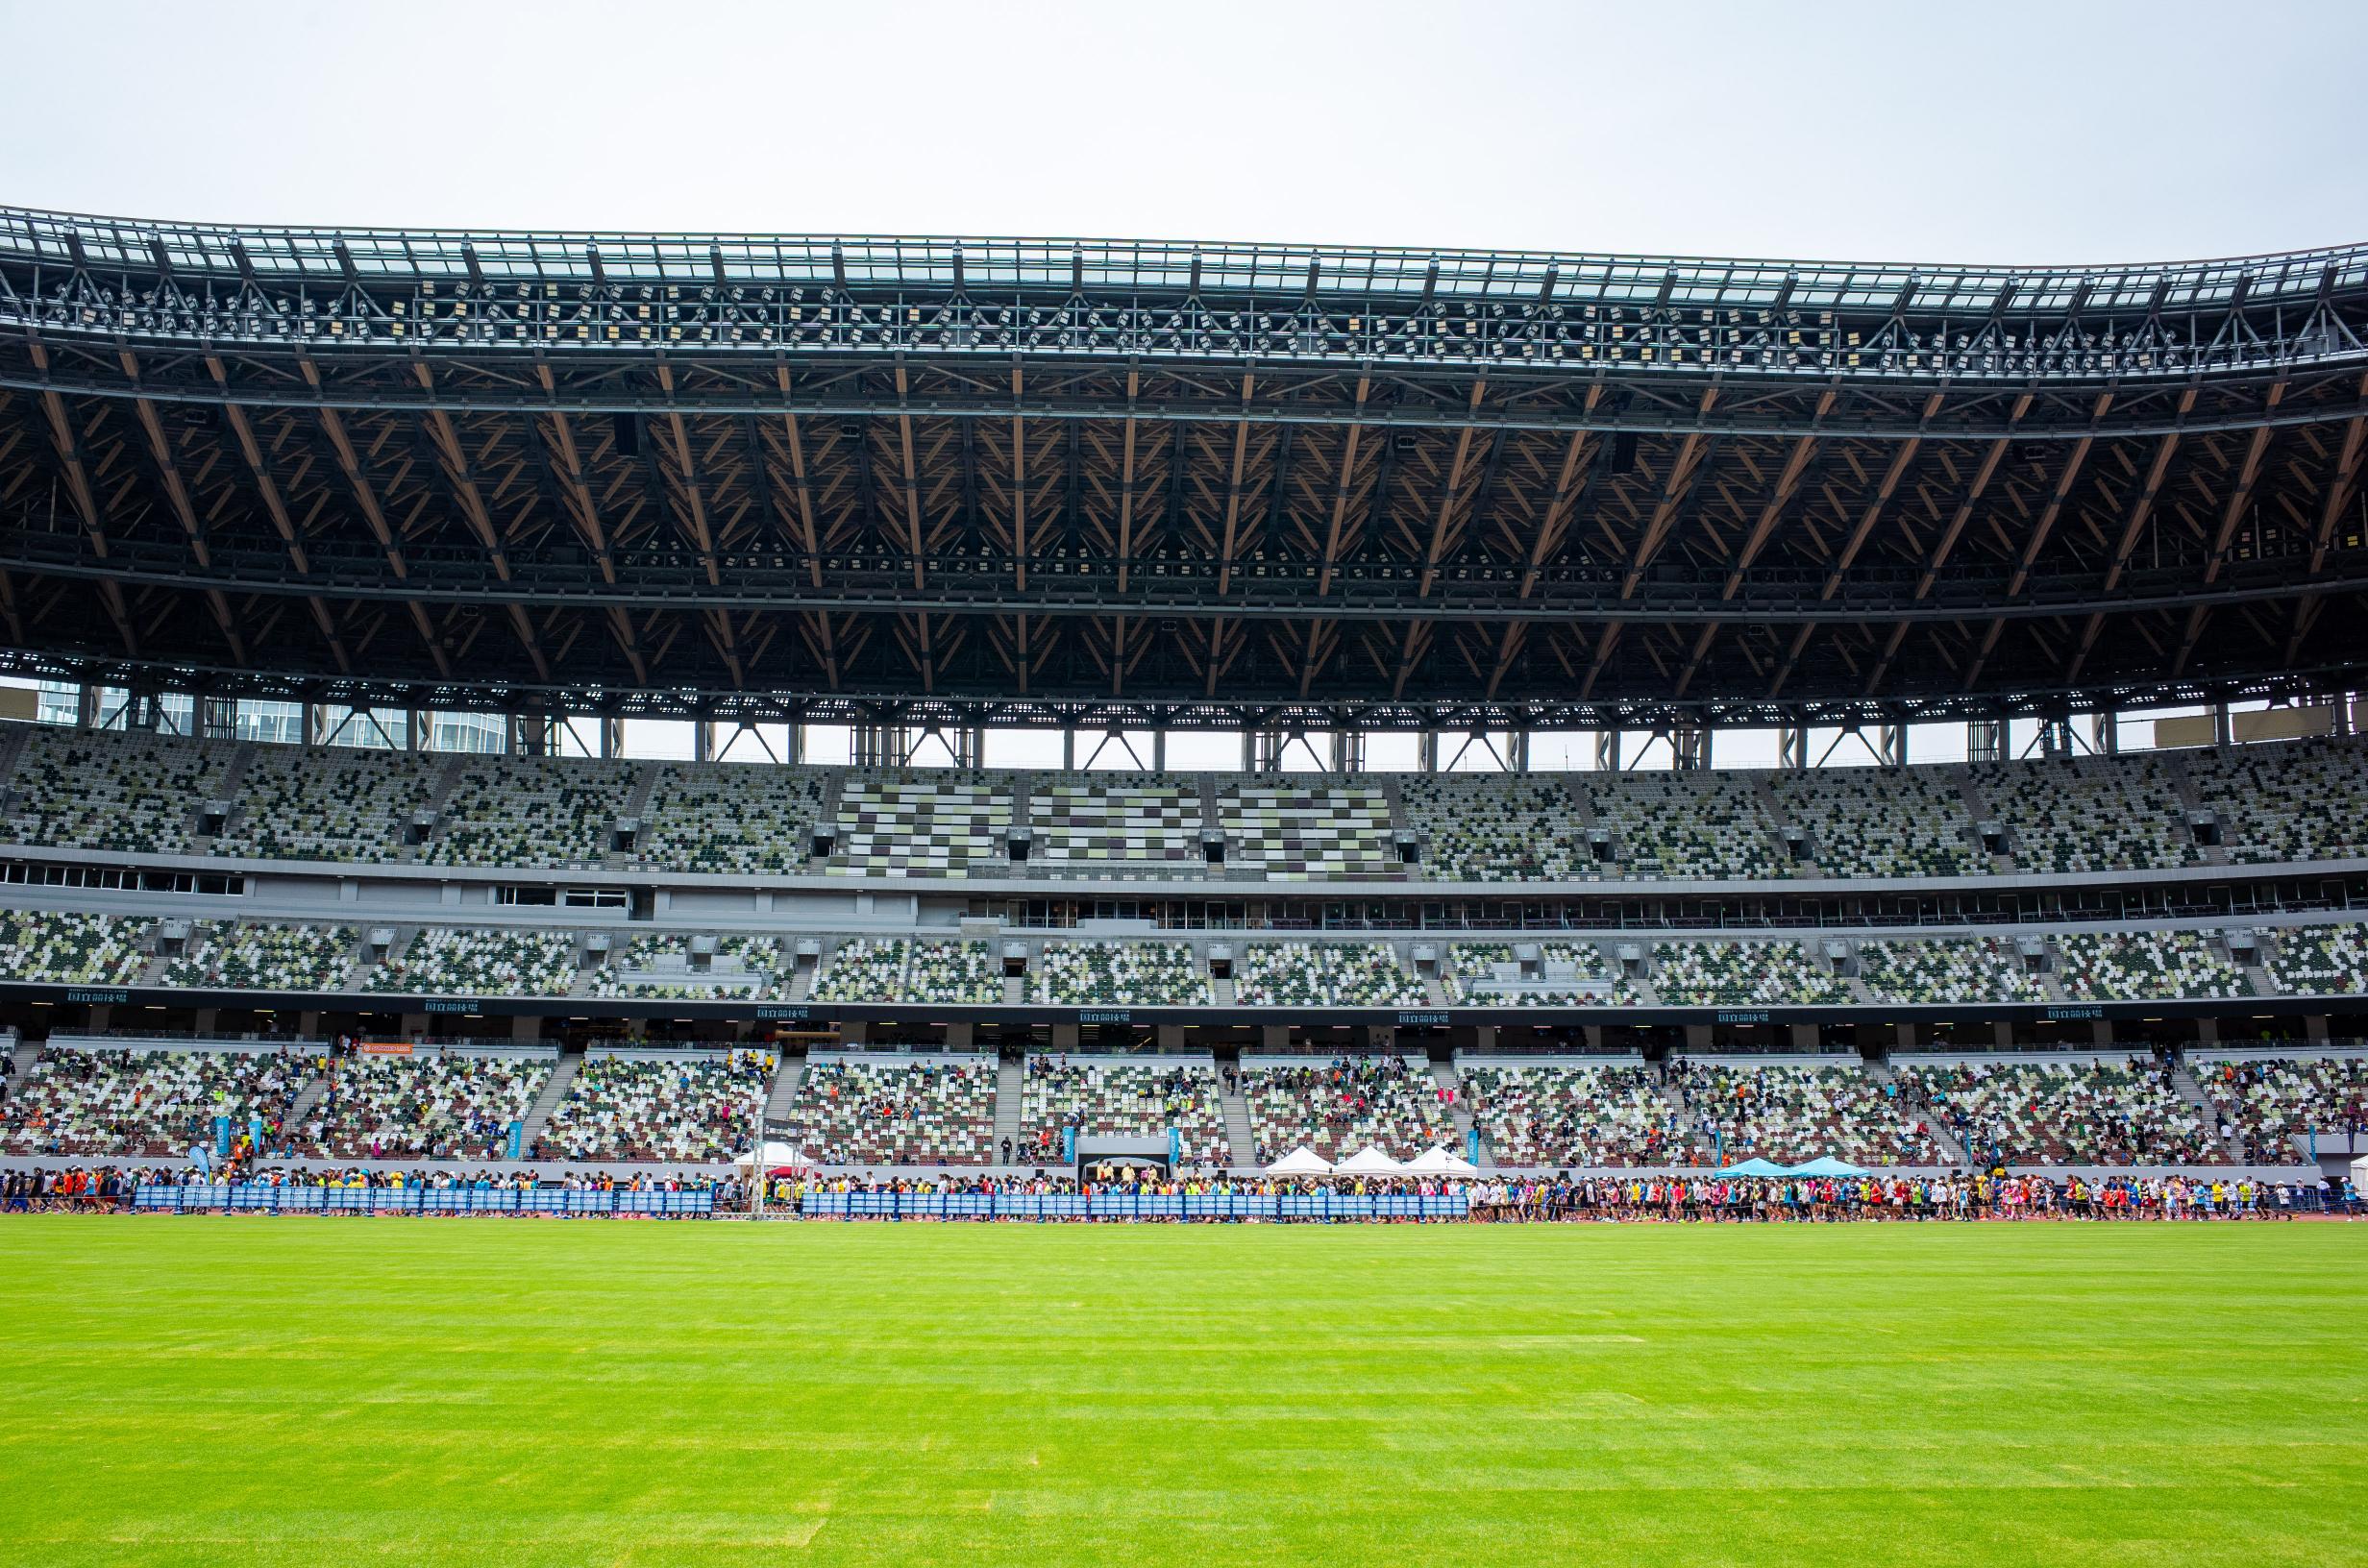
[826,773,1011,878]
[637,763,827,874]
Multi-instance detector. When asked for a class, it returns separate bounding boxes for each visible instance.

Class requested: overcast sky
[5,0,2362,265]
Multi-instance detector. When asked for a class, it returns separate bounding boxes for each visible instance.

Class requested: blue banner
[132,1184,714,1217]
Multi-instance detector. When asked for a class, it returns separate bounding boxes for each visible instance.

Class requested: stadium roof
[3,206,2366,729]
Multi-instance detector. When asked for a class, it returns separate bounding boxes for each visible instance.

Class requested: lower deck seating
[0,1045,313,1156]
[1016,1056,1229,1165]
[300,1052,548,1160]
[362,927,580,997]
[1651,941,1850,1006]
[538,1049,775,1162]
[1241,1056,1456,1162]
[1895,1058,2226,1166]
[1461,1063,1684,1166]
[1234,942,1424,1006]
[1667,1061,1944,1164]
[774,1057,998,1165]
[2195,1054,2368,1160]
[163,922,356,992]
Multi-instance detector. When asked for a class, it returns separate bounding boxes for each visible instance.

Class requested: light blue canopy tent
[1714,1158,1790,1176]
[1788,1157,1871,1177]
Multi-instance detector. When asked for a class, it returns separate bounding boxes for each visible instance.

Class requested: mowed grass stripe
[0,1218,2361,1568]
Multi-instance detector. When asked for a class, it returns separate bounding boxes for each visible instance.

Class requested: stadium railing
[133,1184,713,1217]
[798,1190,1470,1221]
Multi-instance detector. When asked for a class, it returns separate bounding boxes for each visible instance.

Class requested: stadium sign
[64,989,131,1005]
[422,999,481,1014]
[2045,1005,2106,1022]
[1716,1009,1772,1024]
[1396,1011,1450,1026]
[1078,1009,1132,1024]
[754,1005,812,1021]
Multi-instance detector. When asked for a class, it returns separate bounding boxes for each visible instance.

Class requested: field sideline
[1,1218,2363,1568]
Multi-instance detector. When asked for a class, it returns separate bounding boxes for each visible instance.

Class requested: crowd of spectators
[1893,1056,2227,1166]
[775,1057,998,1165]
[0,1044,312,1157]
[537,1049,774,1162]
[1665,1059,1947,1164]
[1461,1062,1684,1165]
[1015,1055,1230,1165]
[2194,1053,2368,1162]
[299,1050,549,1160]
[1241,1055,1457,1161]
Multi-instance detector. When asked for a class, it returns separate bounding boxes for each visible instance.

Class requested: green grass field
[2,1217,2363,1568]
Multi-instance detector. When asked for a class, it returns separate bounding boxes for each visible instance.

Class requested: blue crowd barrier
[133,1183,714,1217]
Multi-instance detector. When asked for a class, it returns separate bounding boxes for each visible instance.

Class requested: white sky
[4,0,2356,765]
[4,0,2362,264]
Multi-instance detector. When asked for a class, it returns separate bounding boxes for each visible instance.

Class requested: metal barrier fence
[798,1191,1471,1221]
[133,1184,713,1217]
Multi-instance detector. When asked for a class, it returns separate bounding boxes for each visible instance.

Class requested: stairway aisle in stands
[518,1050,583,1148]
[1218,1065,1259,1168]
[2168,1057,2245,1163]
[281,1060,334,1133]
[610,764,660,865]
[2162,752,2232,866]
[1643,1066,1710,1161]
[404,757,470,863]
[1864,1058,1971,1166]
[763,1052,805,1127]
[992,1052,1024,1158]
[188,743,259,854]
[8,1031,41,1085]
[1429,1058,1477,1160]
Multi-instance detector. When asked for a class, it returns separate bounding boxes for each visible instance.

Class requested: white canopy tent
[1333,1146,1408,1176]
[2353,1154,2367,1188]
[1266,1145,1335,1176]
[1405,1145,1481,1176]
[734,1140,808,1170]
